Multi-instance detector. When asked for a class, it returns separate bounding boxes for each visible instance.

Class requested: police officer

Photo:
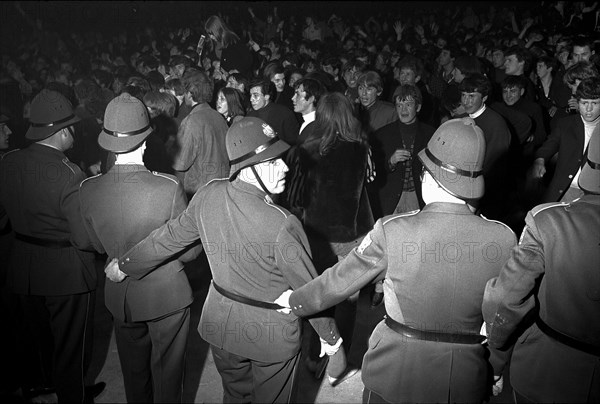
[0,90,98,402]
[275,118,517,403]
[482,126,600,403]
[108,117,348,403]
[79,93,200,403]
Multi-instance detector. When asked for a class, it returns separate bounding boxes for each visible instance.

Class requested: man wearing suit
[0,90,98,403]
[482,126,600,403]
[247,80,300,146]
[276,118,517,403]
[109,117,349,403]
[79,93,199,403]
[531,77,600,203]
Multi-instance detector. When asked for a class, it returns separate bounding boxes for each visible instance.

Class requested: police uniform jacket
[535,114,586,202]
[119,178,339,362]
[483,195,600,403]
[289,202,516,403]
[79,164,196,322]
[0,144,96,296]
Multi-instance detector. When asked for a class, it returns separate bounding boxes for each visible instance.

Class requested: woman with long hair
[297,92,373,383]
[215,87,246,126]
[204,15,254,78]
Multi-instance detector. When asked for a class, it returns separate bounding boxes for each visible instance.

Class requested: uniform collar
[231,177,268,199]
[30,142,65,157]
[109,163,148,174]
[420,201,474,215]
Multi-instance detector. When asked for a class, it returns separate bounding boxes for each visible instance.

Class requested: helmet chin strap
[251,165,272,195]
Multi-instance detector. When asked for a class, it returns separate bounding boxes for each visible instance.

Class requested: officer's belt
[536,317,600,356]
[15,232,71,249]
[212,281,285,311]
[384,315,486,344]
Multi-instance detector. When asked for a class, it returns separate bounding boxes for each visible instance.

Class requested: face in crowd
[358,83,380,109]
[0,122,11,150]
[292,84,313,115]
[216,91,228,117]
[578,97,600,123]
[502,86,523,106]
[250,86,269,111]
[395,96,420,125]
[461,91,486,115]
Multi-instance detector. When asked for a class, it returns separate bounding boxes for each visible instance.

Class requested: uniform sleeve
[119,195,203,279]
[171,182,202,263]
[78,186,106,255]
[482,211,546,349]
[61,166,95,251]
[289,219,388,317]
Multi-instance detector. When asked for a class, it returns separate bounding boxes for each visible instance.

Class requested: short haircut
[504,46,533,73]
[322,57,342,72]
[143,91,177,117]
[293,77,325,106]
[164,78,185,96]
[563,61,599,87]
[395,55,424,78]
[249,79,276,100]
[453,55,483,77]
[572,36,594,51]
[341,58,366,75]
[182,68,213,104]
[501,75,526,90]
[459,74,492,97]
[575,77,600,100]
[393,84,423,106]
[229,73,249,92]
[537,56,558,73]
[357,70,383,92]
[263,62,285,80]
[169,55,191,68]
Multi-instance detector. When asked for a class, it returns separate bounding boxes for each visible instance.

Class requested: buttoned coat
[0,144,96,295]
[79,164,196,322]
[289,202,516,403]
[535,114,585,202]
[119,178,339,362]
[483,196,600,403]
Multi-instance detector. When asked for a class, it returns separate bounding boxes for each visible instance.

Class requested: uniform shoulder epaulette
[151,171,179,185]
[80,173,101,187]
[530,201,569,217]
[0,148,19,161]
[263,196,289,219]
[480,214,516,235]
[382,209,419,225]
[61,157,79,175]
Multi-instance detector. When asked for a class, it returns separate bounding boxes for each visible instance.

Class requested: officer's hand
[319,337,343,357]
[274,289,292,314]
[105,258,127,283]
[492,375,504,396]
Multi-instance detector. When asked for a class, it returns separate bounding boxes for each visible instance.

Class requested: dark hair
[294,78,325,106]
[314,92,365,156]
[218,87,246,119]
[395,55,424,78]
[146,71,165,92]
[459,74,491,97]
[143,91,177,118]
[249,79,276,101]
[357,71,383,92]
[182,68,213,104]
[536,56,558,74]
[504,46,533,73]
[392,84,423,106]
[575,77,600,100]
[454,55,483,77]
[263,62,285,81]
[563,61,599,87]
[164,78,185,96]
[229,73,249,93]
[501,75,526,90]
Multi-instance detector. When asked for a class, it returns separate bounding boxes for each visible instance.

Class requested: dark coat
[483,196,600,402]
[119,178,341,362]
[247,102,300,146]
[221,41,254,78]
[0,144,96,296]
[290,202,517,403]
[371,120,435,218]
[79,164,197,322]
[535,115,585,203]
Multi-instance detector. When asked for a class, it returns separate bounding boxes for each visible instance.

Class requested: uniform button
[299,305,302,308]
[126,258,130,261]
[568,175,573,179]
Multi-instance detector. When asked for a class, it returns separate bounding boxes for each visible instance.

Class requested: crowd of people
[1,1,599,403]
